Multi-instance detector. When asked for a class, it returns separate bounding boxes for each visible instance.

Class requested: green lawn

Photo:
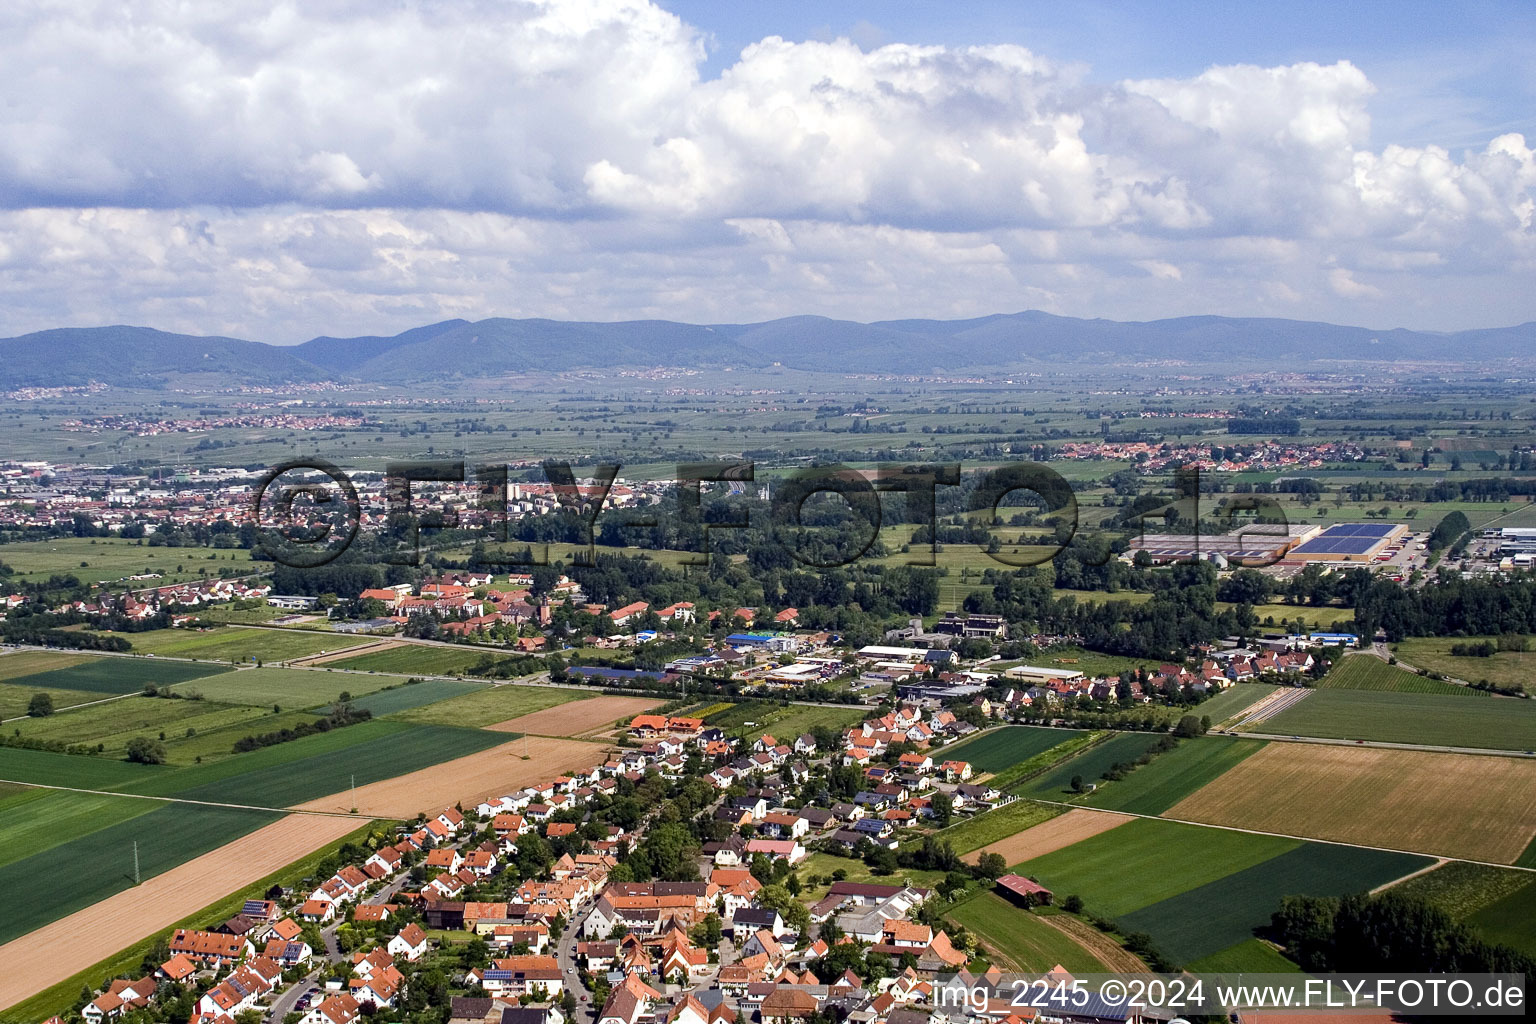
[391,684,585,728]
[0,682,121,721]
[1016,732,1172,800]
[737,703,867,742]
[1081,736,1267,816]
[1392,636,1536,696]
[0,802,281,944]
[1258,688,1536,750]
[1117,842,1432,965]
[330,645,535,677]
[1186,939,1302,974]
[1017,817,1301,918]
[943,726,1088,775]
[169,666,392,708]
[2,657,231,695]
[122,626,369,663]
[949,893,1113,973]
[796,851,950,901]
[1319,654,1483,696]
[935,800,1062,855]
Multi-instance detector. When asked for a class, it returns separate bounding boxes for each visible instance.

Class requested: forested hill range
[2,312,1534,389]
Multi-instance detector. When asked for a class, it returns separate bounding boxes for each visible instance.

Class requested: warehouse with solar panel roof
[1287,522,1409,562]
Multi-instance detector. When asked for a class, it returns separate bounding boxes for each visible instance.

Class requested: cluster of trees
[231,701,372,753]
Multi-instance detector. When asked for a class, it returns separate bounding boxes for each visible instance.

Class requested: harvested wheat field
[488,694,664,737]
[962,807,1133,865]
[0,813,360,1012]
[293,735,610,817]
[1167,743,1536,864]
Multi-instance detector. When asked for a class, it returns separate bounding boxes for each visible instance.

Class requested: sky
[0,0,1532,342]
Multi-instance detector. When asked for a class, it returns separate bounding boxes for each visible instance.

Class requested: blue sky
[0,0,1532,342]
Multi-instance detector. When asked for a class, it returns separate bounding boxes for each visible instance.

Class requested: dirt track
[487,695,664,737]
[1035,912,1149,972]
[292,735,612,818]
[962,807,1133,866]
[0,814,362,1012]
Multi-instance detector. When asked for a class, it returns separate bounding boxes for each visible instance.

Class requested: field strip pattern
[486,694,665,736]
[291,734,611,817]
[1229,686,1312,728]
[960,807,1133,866]
[1165,743,1536,864]
[0,814,364,1012]
[0,778,370,817]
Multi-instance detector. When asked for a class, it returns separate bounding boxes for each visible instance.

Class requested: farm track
[1034,912,1149,972]
[1230,686,1312,728]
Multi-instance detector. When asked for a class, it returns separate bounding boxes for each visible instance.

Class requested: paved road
[557,908,597,1024]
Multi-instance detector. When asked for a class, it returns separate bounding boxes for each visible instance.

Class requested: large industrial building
[1130,524,1319,566]
[1287,522,1408,562]
[1485,526,1536,556]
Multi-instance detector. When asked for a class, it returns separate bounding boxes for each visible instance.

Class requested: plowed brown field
[962,807,1133,865]
[487,694,664,737]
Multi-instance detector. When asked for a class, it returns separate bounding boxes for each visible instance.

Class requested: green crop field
[4,695,313,761]
[122,626,369,663]
[0,536,256,586]
[161,722,509,806]
[330,644,536,677]
[348,679,486,717]
[1388,861,1534,921]
[1319,654,1482,696]
[1017,732,1171,799]
[944,726,1087,775]
[1258,688,1536,750]
[1017,817,1301,918]
[1197,683,1280,725]
[1392,636,1536,696]
[1466,879,1536,957]
[160,710,328,764]
[949,893,1112,973]
[0,790,163,870]
[3,657,231,695]
[1186,939,1302,974]
[0,682,120,721]
[0,651,100,681]
[390,684,582,728]
[1116,842,1432,965]
[741,703,867,742]
[168,667,392,708]
[936,800,1062,854]
[0,802,280,944]
[0,746,169,789]
[1082,736,1266,816]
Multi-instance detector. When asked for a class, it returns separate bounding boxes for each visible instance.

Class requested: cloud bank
[0,0,1532,339]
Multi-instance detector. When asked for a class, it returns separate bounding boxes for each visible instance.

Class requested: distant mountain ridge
[1,312,1531,389]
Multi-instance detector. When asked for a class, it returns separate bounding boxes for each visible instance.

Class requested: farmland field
[0,791,162,870]
[1393,636,1536,696]
[389,683,583,728]
[121,627,369,663]
[1116,842,1432,965]
[0,802,281,944]
[1195,682,1279,725]
[0,651,99,682]
[1166,744,1536,864]
[936,800,1061,854]
[948,894,1113,973]
[0,537,255,586]
[0,747,168,789]
[1186,939,1301,974]
[331,644,539,677]
[740,703,867,742]
[1257,688,1536,750]
[1017,817,1300,918]
[5,696,318,762]
[1466,879,1536,957]
[943,726,1087,775]
[1318,653,1482,696]
[1081,736,1266,816]
[0,683,120,721]
[1,657,230,696]
[960,807,1132,867]
[1388,861,1535,921]
[1016,732,1170,799]
[347,679,487,717]
[168,666,392,708]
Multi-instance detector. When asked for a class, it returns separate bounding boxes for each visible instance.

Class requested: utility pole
[351,773,356,813]
[133,840,140,885]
